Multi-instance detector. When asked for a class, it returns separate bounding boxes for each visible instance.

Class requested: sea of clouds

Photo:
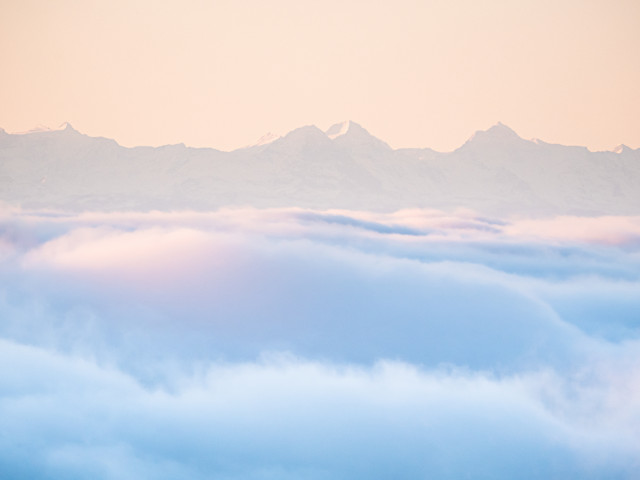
[1,206,639,479]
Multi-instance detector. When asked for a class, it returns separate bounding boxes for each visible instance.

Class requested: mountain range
[1,121,638,215]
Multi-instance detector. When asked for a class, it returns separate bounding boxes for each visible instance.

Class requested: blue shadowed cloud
[1,208,639,478]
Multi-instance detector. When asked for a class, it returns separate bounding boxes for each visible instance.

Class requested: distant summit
[325,120,378,140]
[325,120,351,139]
[280,125,330,144]
[464,122,522,144]
[249,132,281,147]
[325,120,391,152]
[613,144,633,154]
[455,122,531,154]
[58,121,77,132]
[12,122,79,135]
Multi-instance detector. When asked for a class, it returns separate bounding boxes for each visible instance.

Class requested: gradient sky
[1,0,638,151]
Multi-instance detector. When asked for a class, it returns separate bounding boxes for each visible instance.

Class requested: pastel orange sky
[1,0,638,151]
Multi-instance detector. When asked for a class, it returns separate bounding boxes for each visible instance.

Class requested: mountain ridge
[1,121,638,216]
[5,121,637,154]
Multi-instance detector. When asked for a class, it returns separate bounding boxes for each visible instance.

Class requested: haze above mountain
[1,121,638,215]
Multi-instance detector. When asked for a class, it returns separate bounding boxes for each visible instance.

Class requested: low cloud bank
[1,207,639,478]
[1,340,639,479]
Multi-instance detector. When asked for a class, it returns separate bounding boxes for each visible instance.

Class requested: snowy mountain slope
[0,122,638,214]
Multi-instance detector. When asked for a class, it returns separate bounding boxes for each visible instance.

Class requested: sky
[1,0,639,151]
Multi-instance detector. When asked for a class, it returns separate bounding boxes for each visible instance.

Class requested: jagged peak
[325,120,372,139]
[283,125,327,139]
[13,122,80,135]
[15,124,52,134]
[460,122,524,149]
[613,144,632,154]
[265,125,333,151]
[325,120,391,150]
[58,121,77,132]
[326,120,352,139]
[249,132,281,147]
[480,122,520,139]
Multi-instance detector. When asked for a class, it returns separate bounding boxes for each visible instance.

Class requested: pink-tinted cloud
[504,216,640,246]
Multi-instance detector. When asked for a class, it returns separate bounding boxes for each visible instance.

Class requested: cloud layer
[1,207,639,478]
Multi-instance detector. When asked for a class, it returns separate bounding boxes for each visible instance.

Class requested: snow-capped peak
[325,120,391,151]
[481,122,520,139]
[326,120,352,139]
[249,132,281,147]
[14,122,78,135]
[613,144,631,154]
[461,122,523,149]
[17,124,53,134]
[58,121,76,132]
